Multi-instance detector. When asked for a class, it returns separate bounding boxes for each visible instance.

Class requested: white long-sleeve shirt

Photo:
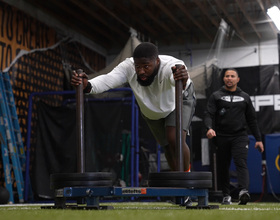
[88,55,190,120]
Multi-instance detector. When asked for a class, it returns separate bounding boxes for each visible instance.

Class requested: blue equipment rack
[25,88,140,201]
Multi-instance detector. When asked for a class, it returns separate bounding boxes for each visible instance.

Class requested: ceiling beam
[114,1,158,37]
[25,0,116,45]
[151,0,188,32]
[235,0,262,39]
[193,0,220,29]
[130,0,173,33]
[70,0,128,40]
[172,0,213,41]
[49,1,117,44]
[256,0,278,36]
[213,0,247,44]
[2,0,107,55]
[91,0,130,30]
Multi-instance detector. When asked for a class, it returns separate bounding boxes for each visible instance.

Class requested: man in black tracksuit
[204,69,264,205]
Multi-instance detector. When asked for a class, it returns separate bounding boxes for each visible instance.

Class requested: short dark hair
[225,68,239,76]
[133,42,159,60]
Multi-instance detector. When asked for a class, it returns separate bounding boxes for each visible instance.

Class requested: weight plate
[148,172,212,181]
[50,172,113,182]
[148,179,212,188]
[51,180,113,189]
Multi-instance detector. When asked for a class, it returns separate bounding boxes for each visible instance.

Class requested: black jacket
[204,86,262,141]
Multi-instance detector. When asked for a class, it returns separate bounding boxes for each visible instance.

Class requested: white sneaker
[184,196,193,207]
[221,195,232,205]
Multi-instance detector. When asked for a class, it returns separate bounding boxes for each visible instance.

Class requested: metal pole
[76,69,85,173]
[174,64,184,171]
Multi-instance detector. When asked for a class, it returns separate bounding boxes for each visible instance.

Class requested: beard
[137,67,158,87]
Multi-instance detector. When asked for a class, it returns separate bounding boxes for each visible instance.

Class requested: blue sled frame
[42,186,220,210]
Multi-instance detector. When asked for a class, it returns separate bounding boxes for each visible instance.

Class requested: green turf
[0,202,279,220]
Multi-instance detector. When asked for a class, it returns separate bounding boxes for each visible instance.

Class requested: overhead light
[267,6,280,31]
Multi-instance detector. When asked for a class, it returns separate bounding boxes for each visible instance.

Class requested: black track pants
[214,135,249,196]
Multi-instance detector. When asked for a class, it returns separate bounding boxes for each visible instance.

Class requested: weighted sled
[148,179,212,188]
[148,171,212,180]
[50,172,113,182]
[50,172,114,189]
[51,180,113,189]
[148,171,212,188]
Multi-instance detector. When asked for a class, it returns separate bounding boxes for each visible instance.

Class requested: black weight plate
[148,172,212,180]
[50,172,113,182]
[148,179,212,188]
[51,180,113,189]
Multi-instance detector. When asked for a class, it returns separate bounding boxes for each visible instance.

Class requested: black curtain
[257,65,280,134]
[32,100,128,199]
[32,102,77,199]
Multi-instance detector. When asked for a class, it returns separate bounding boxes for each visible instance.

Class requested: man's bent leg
[165,126,190,171]
[164,144,176,171]
[183,140,190,171]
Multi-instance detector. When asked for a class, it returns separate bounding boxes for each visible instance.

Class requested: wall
[160,38,279,69]
[107,35,278,70]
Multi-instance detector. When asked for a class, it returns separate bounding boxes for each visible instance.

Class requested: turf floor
[0,202,280,220]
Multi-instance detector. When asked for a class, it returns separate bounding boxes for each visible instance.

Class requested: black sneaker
[221,195,232,205]
[238,189,250,205]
